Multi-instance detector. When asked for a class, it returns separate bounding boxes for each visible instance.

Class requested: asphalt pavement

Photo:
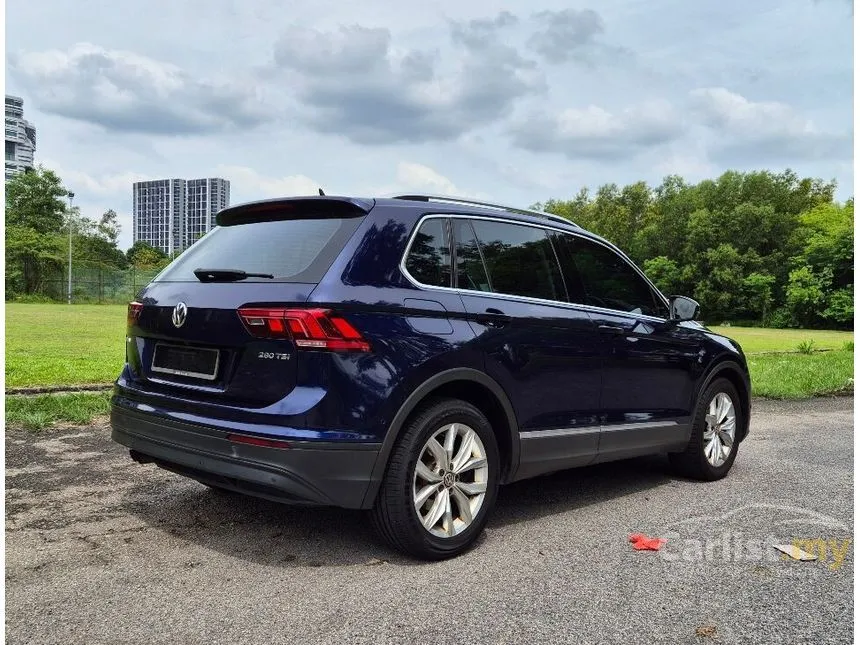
[5,397,854,644]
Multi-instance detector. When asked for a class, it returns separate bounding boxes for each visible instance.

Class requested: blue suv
[111,194,751,559]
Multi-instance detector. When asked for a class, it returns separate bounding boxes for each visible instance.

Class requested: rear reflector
[127,301,143,327]
[237,307,371,352]
[226,434,291,449]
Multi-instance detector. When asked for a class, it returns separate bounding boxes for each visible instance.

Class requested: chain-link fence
[37,266,162,304]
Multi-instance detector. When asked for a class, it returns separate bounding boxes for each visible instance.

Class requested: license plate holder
[151,343,219,381]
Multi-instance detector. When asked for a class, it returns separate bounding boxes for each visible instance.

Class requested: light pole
[67,191,75,305]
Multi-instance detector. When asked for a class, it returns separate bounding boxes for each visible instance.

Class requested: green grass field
[747,350,854,399]
[709,326,853,354]
[6,303,127,387]
[4,303,854,428]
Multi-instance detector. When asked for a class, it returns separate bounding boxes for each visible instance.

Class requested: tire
[371,398,500,560]
[670,377,742,481]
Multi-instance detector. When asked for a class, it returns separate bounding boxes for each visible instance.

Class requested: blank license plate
[152,344,219,381]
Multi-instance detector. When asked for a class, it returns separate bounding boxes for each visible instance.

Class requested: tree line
[534,169,853,329]
[5,166,169,299]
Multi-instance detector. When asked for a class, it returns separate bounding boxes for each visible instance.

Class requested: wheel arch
[360,368,520,509]
[697,359,752,441]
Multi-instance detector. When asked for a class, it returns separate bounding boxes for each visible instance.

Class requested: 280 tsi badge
[257,352,290,361]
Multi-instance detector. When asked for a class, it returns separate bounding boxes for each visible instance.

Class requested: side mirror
[669,295,700,322]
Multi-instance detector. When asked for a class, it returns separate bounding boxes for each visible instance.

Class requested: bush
[765,307,794,329]
[796,339,816,354]
[785,266,829,328]
[823,287,854,327]
[11,293,60,304]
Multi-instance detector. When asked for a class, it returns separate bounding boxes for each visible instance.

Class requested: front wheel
[371,398,500,560]
[670,378,743,481]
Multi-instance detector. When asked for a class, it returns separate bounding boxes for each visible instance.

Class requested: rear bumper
[110,404,381,509]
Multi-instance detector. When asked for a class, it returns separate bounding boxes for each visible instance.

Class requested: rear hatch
[125,197,372,407]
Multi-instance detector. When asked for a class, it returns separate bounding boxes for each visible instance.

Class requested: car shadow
[123,455,685,568]
[491,454,682,528]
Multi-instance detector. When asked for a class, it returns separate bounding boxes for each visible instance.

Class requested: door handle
[476,308,511,328]
[598,324,626,335]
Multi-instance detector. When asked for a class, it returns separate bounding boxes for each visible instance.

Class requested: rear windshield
[154,216,364,283]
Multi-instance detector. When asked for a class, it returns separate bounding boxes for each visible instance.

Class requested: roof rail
[392,194,578,228]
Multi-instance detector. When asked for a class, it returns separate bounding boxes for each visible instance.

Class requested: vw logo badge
[172,302,188,329]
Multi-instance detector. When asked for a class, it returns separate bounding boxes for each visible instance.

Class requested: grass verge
[5,392,112,430]
[710,326,853,354]
[748,350,854,398]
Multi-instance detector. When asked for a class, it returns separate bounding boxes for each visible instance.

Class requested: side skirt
[513,426,600,481]
[511,419,692,481]
[595,420,691,463]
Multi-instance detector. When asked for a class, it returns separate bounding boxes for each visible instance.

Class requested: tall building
[5,95,36,180]
[132,178,230,255]
[186,178,230,245]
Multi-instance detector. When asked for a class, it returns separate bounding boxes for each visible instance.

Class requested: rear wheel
[371,398,500,560]
[670,378,742,481]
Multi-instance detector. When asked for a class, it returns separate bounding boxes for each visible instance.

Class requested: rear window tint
[154,217,363,283]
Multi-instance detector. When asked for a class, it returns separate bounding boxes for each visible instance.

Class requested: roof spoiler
[216,196,375,226]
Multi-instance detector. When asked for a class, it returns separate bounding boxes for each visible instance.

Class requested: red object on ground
[629,533,667,551]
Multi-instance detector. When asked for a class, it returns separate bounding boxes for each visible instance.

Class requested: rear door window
[154,217,363,283]
[454,219,491,292]
[552,233,668,317]
[404,218,452,287]
[468,219,565,302]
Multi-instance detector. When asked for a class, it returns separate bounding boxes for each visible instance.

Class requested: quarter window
[552,233,668,318]
[404,218,452,287]
[467,219,565,302]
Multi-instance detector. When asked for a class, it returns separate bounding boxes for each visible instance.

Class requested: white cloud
[510,99,683,160]
[215,165,320,199]
[268,17,545,144]
[690,87,815,136]
[689,87,852,162]
[9,43,269,134]
[43,159,154,196]
[395,162,460,195]
[368,161,490,200]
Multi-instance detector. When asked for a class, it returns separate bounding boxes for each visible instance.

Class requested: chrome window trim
[399,213,672,324]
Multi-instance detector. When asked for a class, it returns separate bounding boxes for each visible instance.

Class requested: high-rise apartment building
[132,177,230,255]
[5,95,36,180]
[186,178,231,245]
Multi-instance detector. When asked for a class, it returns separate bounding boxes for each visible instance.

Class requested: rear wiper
[193,268,275,282]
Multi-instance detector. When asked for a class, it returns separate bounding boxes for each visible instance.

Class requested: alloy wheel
[703,392,736,467]
[412,423,489,538]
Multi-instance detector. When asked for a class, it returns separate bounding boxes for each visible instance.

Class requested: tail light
[237,307,371,352]
[128,301,143,327]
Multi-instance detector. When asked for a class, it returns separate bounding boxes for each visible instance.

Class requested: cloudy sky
[6,0,854,250]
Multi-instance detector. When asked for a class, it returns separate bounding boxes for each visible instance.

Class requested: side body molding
[359,368,521,508]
